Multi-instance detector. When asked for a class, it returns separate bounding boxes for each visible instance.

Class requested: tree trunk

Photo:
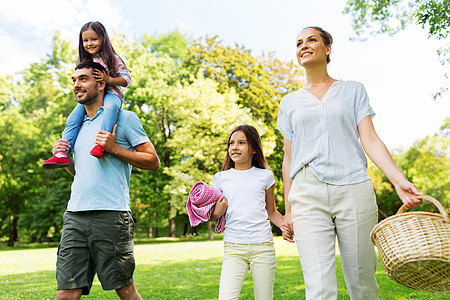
[207,221,213,240]
[12,215,18,242]
[7,214,15,247]
[169,217,176,237]
[184,222,191,236]
[168,206,176,237]
[148,215,153,238]
[148,226,153,238]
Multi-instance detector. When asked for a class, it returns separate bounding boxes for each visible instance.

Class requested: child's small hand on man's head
[93,69,109,83]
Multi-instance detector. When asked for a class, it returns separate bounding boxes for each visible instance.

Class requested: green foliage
[183,36,303,127]
[164,77,275,216]
[343,0,450,99]
[182,36,303,211]
[402,117,449,210]
[1,27,447,244]
[0,108,45,245]
[0,34,76,245]
[0,76,13,111]
[143,29,191,61]
[415,0,450,39]
[343,0,450,39]
[369,118,450,219]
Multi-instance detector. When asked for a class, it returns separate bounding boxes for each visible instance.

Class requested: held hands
[211,196,228,220]
[281,217,295,243]
[395,179,423,210]
[95,124,118,154]
[93,69,109,83]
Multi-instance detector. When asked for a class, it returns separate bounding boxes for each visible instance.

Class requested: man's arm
[96,125,160,171]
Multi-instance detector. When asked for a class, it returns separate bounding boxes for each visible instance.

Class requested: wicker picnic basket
[371,195,450,292]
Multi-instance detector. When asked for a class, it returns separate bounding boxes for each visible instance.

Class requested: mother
[277,26,422,299]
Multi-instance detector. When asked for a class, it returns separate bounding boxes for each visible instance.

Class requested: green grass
[0,237,448,299]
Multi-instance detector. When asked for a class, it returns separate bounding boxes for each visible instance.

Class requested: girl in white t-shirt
[211,124,285,300]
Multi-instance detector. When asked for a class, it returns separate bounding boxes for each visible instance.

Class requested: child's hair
[78,21,127,75]
[222,125,269,171]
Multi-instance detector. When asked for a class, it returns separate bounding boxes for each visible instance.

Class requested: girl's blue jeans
[62,93,122,151]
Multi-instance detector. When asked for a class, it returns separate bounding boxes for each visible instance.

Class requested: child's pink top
[94,53,131,101]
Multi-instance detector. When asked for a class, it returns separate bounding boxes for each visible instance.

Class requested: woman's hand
[394,179,423,210]
[93,69,109,83]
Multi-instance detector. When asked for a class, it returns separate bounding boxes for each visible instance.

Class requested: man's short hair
[75,61,107,74]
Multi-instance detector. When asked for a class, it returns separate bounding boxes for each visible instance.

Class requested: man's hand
[52,139,70,155]
[95,124,118,154]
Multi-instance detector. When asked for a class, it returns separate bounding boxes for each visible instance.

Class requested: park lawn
[0,237,449,299]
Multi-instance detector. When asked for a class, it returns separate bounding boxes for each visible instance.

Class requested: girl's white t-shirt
[212,167,275,244]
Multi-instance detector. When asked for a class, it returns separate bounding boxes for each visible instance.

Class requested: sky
[1,0,448,150]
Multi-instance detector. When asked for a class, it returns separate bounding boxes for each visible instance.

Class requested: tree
[183,36,303,128]
[1,30,305,241]
[343,0,449,38]
[164,77,275,238]
[343,0,450,98]
[183,37,303,216]
[0,108,45,246]
[369,117,450,219]
[0,33,76,245]
[401,117,449,209]
[126,32,298,237]
[124,34,184,237]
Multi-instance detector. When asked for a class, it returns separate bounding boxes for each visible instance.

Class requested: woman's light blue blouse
[277,80,375,185]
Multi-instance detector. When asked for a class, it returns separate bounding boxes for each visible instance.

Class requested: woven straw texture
[371,195,450,292]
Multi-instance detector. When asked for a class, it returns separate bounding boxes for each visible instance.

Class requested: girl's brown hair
[302,26,333,63]
[222,125,269,171]
[78,21,127,75]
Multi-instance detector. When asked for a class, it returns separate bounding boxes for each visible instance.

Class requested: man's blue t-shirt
[67,107,150,211]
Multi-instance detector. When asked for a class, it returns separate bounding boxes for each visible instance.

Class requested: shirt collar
[83,106,104,121]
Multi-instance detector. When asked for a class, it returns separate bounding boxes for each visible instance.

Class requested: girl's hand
[93,69,109,83]
[394,179,423,210]
[211,196,228,220]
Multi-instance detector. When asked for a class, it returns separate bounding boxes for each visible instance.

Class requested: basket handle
[397,195,450,223]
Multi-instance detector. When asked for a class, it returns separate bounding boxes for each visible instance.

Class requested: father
[52,61,160,299]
